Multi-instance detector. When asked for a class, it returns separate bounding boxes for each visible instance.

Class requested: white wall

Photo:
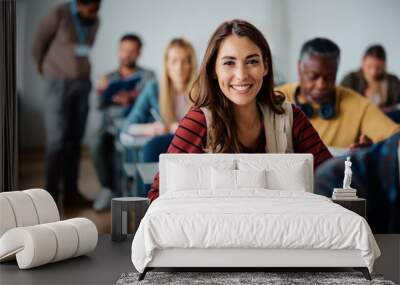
[18,0,63,148]
[92,0,283,81]
[285,0,400,82]
[17,0,400,148]
[18,0,287,148]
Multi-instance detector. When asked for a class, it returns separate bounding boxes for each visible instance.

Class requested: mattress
[131,190,380,273]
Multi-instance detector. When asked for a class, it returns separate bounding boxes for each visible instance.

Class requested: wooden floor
[18,148,111,234]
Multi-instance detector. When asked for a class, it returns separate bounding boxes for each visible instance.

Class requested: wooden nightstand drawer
[331,198,366,218]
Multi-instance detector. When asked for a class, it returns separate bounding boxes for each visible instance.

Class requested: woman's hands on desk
[143,121,180,136]
[127,122,168,136]
[169,122,179,134]
[125,120,182,137]
[151,122,168,136]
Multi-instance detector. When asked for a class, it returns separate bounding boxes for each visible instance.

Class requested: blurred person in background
[277,38,399,150]
[91,34,155,211]
[119,38,197,198]
[122,38,197,138]
[32,0,101,207]
[341,45,400,110]
[315,131,400,233]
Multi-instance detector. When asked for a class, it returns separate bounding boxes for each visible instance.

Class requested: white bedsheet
[131,190,380,273]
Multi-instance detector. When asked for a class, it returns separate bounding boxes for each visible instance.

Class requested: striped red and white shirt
[148,104,332,201]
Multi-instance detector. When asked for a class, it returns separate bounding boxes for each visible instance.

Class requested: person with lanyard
[147,20,332,202]
[276,38,399,151]
[32,0,101,207]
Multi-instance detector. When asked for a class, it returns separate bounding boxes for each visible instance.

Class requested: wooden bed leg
[362,268,372,280]
[138,268,148,281]
[354,267,371,280]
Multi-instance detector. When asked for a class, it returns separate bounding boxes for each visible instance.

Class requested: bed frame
[139,248,371,280]
[138,154,372,281]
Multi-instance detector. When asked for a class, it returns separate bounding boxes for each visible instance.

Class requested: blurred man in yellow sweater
[277,38,399,149]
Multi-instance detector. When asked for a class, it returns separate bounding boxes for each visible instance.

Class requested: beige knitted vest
[200,102,294,153]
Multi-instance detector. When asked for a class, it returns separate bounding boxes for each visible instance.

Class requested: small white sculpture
[342,156,353,189]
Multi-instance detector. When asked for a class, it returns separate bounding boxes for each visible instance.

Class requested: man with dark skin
[277,38,399,150]
[297,45,372,150]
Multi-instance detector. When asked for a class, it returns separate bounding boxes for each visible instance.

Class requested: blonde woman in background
[122,38,197,136]
[159,38,198,133]
[120,38,197,196]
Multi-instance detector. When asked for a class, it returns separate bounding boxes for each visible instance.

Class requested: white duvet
[131,190,380,273]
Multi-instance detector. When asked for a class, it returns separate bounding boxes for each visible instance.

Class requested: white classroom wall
[17,0,400,148]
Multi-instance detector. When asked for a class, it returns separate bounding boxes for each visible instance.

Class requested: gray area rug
[117,271,396,285]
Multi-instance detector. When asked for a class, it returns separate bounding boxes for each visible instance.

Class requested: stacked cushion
[0,189,59,237]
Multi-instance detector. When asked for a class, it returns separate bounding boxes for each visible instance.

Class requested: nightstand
[331,198,366,218]
[111,197,149,242]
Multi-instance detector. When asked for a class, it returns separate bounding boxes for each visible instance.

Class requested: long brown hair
[160,38,197,127]
[189,19,284,153]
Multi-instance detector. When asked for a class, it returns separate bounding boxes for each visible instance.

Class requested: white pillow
[237,169,267,188]
[211,168,267,190]
[167,160,235,192]
[211,168,236,190]
[265,162,307,191]
[238,159,309,191]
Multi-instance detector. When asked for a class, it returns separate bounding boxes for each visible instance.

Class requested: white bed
[131,154,380,280]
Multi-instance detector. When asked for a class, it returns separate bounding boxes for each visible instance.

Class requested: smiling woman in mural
[147,19,332,201]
